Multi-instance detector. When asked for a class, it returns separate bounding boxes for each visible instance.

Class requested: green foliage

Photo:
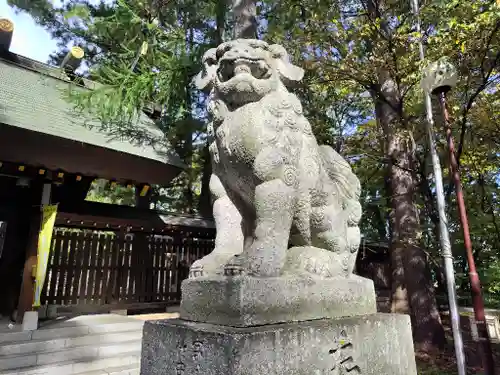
[484,259,500,305]
[8,0,226,213]
[85,179,136,206]
[265,0,500,271]
[418,366,453,375]
[417,365,457,375]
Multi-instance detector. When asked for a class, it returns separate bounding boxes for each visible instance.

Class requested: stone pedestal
[180,275,376,327]
[140,274,417,375]
[140,313,418,375]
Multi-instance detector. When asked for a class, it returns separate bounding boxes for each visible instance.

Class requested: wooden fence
[40,227,214,312]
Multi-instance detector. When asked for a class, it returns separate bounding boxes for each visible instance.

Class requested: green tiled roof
[0,55,184,169]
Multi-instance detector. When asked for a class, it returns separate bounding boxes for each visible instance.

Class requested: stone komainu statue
[191,39,362,279]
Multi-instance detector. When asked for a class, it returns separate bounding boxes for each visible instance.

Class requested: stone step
[0,341,142,371]
[0,320,144,344]
[0,351,141,375]
[32,321,144,342]
[0,332,32,345]
[0,331,143,356]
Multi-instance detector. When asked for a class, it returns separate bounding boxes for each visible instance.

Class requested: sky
[0,0,59,63]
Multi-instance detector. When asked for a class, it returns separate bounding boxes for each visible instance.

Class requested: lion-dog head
[194,39,304,108]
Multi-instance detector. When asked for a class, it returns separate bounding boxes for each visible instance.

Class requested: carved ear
[268,44,304,85]
[194,48,218,92]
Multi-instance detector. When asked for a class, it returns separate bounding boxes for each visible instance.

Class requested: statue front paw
[189,252,237,278]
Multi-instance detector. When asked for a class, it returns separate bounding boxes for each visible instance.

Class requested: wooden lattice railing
[41,227,214,313]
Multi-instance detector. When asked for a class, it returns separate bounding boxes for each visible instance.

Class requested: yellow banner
[33,204,58,308]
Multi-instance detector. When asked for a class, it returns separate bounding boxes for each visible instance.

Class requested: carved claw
[190,252,242,278]
[188,258,205,278]
[189,266,204,278]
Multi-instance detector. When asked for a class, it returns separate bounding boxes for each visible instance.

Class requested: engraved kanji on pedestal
[329,330,360,374]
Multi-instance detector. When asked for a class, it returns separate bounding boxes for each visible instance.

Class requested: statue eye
[216,45,229,59]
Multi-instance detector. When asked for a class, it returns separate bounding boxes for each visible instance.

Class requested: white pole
[410,0,466,373]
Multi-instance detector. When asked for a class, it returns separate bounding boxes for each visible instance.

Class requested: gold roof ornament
[0,18,14,51]
[60,46,85,72]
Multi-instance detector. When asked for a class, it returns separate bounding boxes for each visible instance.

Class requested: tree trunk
[198,145,212,217]
[388,130,445,351]
[198,0,229,217]
[372,73,445,351]
[232,0,257,39]
[183,24,195,214]
[371,81,411,315]
[199,0,258,216]
[365,0,444,348]
[388,129,417,315]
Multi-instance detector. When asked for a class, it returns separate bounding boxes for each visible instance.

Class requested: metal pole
[410,1,466,373]
[437,91,496,375]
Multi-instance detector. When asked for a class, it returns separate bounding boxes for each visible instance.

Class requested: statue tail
[319,146,362,227]
[318,145,361,200]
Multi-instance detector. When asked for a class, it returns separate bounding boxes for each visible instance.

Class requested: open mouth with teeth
[217,57,271,82]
